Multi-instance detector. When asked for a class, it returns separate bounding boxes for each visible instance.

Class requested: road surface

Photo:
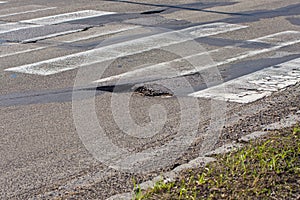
[0,0,300,199]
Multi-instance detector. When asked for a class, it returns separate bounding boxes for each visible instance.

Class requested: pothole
[133,84,174,97]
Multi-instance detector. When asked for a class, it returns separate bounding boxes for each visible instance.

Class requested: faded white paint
[0,25,139,58]
[62,25,140,43]
[5,23,247,75]
[0,22,41,34]
[21,10,115,25]
[94,31,300,85]
[21,29,85,43]
[189,58,300,103]
[0,6,56,18]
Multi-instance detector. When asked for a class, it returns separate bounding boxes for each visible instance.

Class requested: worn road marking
[21,29,85,43]
[0,6,56,18]
[0,46,46,58]
[0,22,41,34]
[4,22,247,75]
[0,25,139,58]
[189,57,300,103]
[250,31,300,45]
[0,10,115,41]
[62,25,140,43]
[94,31,300,85]
[20,10,115,25]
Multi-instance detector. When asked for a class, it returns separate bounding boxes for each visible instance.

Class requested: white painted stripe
[0,25,139,58]
[21,29,85,43]
[4,23,247,75]
[94,51,210,85]
[94,31,300,85]
[198,33,300,73]
[0,22,41,34]
[21,10,115,25]
[0,1,7,4]
[63,25,140,43]
[0,46,46,58]
[250,31,300,45]
[0,7,56,18]
[189,58,300,103]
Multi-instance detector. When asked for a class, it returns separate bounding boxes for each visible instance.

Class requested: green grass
[134,126,300,199]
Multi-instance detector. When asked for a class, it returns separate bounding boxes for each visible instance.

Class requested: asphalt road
[0,0,300,199]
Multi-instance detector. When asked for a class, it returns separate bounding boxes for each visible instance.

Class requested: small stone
[205,143,243,156]
[289,107,298,111]
[265,77,272,81]
[164,178,172,184]
[238,131,268,143]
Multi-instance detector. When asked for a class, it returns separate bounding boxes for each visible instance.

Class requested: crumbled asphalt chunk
[133,84,173,97]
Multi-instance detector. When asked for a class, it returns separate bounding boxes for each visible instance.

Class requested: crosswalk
[0,24,140,58]
[189,58,300,103]
[5,22,247,75]
[0,22,41,34]
[0,6,56,18]
[20,10,115,25]
[93,31,300,85]
[1,5,300,104]
[0,8,115,42]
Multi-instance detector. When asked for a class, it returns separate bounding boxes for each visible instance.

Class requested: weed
[134,125,300,199]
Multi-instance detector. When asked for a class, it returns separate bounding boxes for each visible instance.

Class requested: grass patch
[135,126,300,199]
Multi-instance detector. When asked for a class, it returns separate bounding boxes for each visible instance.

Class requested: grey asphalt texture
[0,0,300,199]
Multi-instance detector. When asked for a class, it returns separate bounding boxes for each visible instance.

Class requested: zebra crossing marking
[20,10,115,25]
[62,25,140,43]
[21,29,85,43]
[4,22,247,75]
[94,31,300,85]
[0,25,139,58]
[0,10,117,43]
[0,46,46,58]
[0,6,56,18]
[189,58,300,103]
[0,22,41,34]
